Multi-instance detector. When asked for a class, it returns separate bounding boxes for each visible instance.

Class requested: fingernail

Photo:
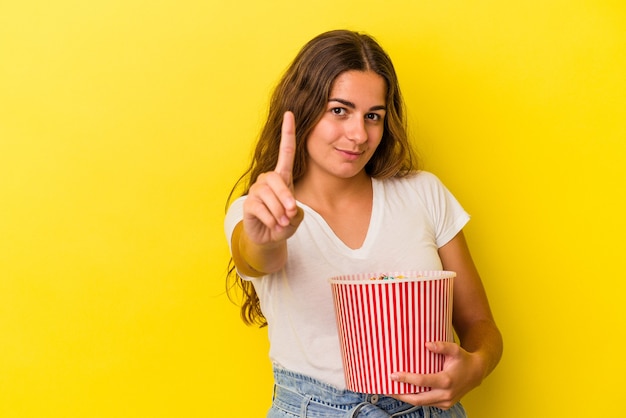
[280,216,290,226]
[390,373,400,381]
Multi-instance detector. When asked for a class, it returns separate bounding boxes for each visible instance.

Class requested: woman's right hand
[242,111,304,246]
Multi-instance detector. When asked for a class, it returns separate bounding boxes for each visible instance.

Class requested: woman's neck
[295,170,372,209]
[295,170,374,249]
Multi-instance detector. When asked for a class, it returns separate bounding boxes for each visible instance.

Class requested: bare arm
[442,231,503,381]
[230,221,287,277]
[230,111,304,277]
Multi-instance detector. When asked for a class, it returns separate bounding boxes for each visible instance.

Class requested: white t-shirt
[224,171,470,389]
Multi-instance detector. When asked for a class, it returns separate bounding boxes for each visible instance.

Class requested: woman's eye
[331,107,346,116]
[366,113,382,121]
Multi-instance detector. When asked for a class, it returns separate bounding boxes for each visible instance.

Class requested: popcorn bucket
[329,271,455,394]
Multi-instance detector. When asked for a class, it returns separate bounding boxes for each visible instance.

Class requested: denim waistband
[271,366,437,418]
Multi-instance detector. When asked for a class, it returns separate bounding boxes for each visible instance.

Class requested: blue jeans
[268,367,467,418]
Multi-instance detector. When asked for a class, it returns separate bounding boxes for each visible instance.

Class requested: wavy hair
[226,30,419,326]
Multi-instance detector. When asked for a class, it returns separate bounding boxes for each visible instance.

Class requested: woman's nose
[346,117,367,144]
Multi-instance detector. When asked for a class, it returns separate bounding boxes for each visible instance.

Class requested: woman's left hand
[389,340,485,410]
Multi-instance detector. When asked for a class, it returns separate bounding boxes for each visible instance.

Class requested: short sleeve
[224,196,245,253]
[415,172,470,248]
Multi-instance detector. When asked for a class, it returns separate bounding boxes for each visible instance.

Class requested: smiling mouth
[336,149,364,161]
[337,149,363,156]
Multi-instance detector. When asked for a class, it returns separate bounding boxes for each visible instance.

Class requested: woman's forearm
[231,221,287,277]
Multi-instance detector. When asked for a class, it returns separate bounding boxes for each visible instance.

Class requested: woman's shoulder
[375,171,453,204]
[379,170,444,189]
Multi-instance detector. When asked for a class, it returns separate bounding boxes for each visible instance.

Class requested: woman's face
[304,70,387,181]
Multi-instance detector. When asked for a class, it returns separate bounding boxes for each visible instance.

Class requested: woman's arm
[230,111,304,277]
[230,220,288,277]
[442,230,503,381]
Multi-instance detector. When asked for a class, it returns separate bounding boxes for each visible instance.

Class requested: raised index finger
[274,111,296,184]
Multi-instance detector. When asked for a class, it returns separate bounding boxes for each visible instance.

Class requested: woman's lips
[336,148,363,160]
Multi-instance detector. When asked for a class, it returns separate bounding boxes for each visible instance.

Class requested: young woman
[225,30,502,417]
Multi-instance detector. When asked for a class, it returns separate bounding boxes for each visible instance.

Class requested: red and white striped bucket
[329,271,455,394]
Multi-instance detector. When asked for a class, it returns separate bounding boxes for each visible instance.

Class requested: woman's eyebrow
[329,98,386,111]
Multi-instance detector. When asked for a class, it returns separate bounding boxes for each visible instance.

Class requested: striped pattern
[329,271,455,395]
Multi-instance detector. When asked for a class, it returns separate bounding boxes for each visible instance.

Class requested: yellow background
[1,1,624,416]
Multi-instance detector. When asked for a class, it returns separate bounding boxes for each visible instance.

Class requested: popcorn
[369,274,410,280]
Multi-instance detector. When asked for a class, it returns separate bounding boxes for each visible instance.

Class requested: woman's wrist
[234,222,286,276]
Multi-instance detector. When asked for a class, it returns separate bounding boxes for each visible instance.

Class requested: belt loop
[348,402,367,417]
[390,405,425,418]
[300,394,312,417]
[350,402,393,417]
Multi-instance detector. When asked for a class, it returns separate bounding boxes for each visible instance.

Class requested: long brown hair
[226,30,419,327]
